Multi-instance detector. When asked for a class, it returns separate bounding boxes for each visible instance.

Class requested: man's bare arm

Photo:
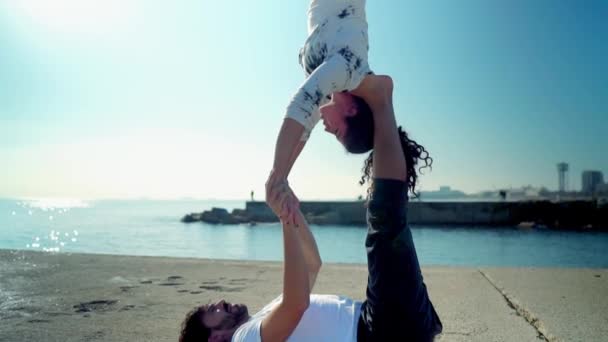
[260,215,311,342]
[293,208,322,291]
[266,182,321,291]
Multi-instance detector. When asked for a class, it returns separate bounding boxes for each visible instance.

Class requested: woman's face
[319,92,357,144]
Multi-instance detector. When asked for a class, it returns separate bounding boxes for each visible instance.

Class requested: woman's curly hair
[359,126,433,199]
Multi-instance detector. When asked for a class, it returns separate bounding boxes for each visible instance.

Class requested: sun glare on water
[19,198,90,210]
[13,199,84,253]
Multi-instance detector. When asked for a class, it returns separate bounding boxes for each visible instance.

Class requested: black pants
[357,179,442,341]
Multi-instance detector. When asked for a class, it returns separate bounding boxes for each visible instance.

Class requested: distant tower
[557,163,569,193]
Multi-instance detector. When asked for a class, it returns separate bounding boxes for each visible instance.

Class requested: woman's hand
[266,172,300,225]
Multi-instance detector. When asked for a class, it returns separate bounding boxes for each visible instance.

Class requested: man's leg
[358,179,442,341]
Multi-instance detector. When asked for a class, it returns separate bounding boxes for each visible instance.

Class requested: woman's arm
[269,54,354,222]
[268,124,303,225]
[273,53,354,180]
[286,140,306,178]
[271,119,306,181]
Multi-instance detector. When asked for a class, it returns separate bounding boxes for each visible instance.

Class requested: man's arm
[277,139,321,288]
[265,179,321,291]
[259,181,322,342]
[293,208,322,291]
[260,216,311,342]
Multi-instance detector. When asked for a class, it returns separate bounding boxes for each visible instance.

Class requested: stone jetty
[182,200,608,230]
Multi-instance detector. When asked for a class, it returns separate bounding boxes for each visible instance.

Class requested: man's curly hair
[179,305,210,342]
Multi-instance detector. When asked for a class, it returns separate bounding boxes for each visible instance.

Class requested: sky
[0,0,606,200]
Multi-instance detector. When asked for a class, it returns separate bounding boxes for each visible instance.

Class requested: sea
[1,198,607,268]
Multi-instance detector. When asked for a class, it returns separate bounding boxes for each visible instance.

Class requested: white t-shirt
[231,294,362,342]
[286,0,370,141]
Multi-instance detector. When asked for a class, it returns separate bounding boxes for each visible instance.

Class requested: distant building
[506,185,543,200]
[420,186,467,200]
[596,183,608,195]
[582,171,604,194]
[557,162,569,192]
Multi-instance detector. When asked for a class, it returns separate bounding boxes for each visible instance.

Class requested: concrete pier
[181,199,608,230]
[242,200,608,229]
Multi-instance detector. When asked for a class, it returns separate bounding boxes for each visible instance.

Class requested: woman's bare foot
[350,74,393,106]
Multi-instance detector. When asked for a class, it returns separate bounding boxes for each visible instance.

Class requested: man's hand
[266,172,300,225]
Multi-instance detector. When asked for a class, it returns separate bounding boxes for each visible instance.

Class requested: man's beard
[219,306,248,330]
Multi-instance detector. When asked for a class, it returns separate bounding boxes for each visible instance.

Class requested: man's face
[202,299,248,331]
[320,92,357,144]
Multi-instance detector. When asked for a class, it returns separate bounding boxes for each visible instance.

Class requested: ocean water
[1,198,607,267]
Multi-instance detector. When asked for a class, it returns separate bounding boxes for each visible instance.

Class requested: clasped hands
[265,171,300,226]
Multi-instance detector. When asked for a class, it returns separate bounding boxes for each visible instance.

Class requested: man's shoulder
[232,295,283,342]
[232,318,262,342]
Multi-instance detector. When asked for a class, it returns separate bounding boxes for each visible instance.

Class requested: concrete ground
[478,268,608,342]
[0,250,606,341]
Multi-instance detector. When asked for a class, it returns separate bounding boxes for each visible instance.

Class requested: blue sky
[1,0,606,200]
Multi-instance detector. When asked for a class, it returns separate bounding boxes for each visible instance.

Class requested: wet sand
[0,249,606,341]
